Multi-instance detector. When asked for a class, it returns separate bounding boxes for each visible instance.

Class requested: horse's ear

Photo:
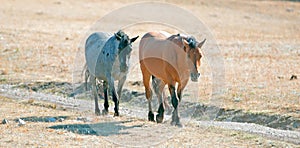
[115,33,121,40]
[183,39,190,52]
[130,36,139,43]
[198,38,206,48]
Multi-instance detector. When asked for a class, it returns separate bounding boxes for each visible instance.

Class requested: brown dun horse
[139,31,205,127]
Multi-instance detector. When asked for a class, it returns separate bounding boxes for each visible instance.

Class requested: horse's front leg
[109,79,119,116]
[102,81,109,115]
[168,84,182,127]
[177,80,188,102]
[117,75,126,99]
[112,88,119,116]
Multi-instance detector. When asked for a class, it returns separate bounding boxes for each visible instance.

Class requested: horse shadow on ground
[49,121,143,136]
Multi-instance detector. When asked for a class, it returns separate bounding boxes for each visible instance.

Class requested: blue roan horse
[85,30,138,116]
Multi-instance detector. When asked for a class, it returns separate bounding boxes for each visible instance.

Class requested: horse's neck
[171,37,191,75]
[102,38,118,57]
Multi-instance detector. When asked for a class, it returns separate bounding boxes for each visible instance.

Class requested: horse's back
[139,31,170,47]
[139,31,171,59]
[85,32,111,76]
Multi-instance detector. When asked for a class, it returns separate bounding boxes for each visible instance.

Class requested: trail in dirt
[1,83,300,145]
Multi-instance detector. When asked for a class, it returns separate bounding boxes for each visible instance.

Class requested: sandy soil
[0,0,300,147]
[1,96,298,147]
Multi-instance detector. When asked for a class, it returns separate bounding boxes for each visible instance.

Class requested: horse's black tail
[151,75,156,81]
[83,63,90,91]
[151,75,159,95]
[151,75,171,110]
[151,75,160,91]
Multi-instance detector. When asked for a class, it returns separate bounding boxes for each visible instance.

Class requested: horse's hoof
[95,110,101,116]
[176,122,184,128]
[102,109,108,115]
[171,121,183,127]
[114,112,119,117]
[171,120,176,126]
[148,112,155,122]
[156,114,164,123]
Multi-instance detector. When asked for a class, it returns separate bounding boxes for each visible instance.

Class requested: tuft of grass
[22,100,57,109]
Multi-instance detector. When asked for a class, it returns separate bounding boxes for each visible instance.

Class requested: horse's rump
[85,32,111,76]
[139,31,190,84]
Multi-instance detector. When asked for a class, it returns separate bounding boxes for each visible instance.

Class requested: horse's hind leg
[102,81,109,115]
[168,84,182,127]
[152,76,165,123]
[91,75,100,116]
[141,64,154,121]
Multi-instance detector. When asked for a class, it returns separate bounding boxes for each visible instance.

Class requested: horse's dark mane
[167,34,179,40]
[116,30,126,38]
[167,33,189,44]
[187,36,197,48]
[168,33,197,49]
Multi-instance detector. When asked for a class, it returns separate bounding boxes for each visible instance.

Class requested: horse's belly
[94,70,108,81]
[141,58,179,83]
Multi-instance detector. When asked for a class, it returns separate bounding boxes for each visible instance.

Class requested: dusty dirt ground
[0,0,300,147]
[0,96,298,147]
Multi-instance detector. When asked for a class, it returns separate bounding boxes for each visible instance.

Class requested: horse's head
[182,36,206,82]
[115,30,139,72]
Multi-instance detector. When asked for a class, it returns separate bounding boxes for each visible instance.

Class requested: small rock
[244,15,250,19]
[47,46,53,49]
[0,69,7,75]
[292,121,300,128]
[85,117,94,122]
[210,14,218,18]
[2,119,9,124]
[58,118,65,122]
[53,1,61,5]
[290,75,297,80]
[35,11,44,15]
[131,81,142,86]
[77,117,87,122]
[49,104,57,109]
[257,84,265,89]
[131,91,138,96]
[18,119,26,126]
[286,8,294,12]
[233,97,243,102]
[277,76,284,79]
[27,99,34,104]
[268,141,275,147]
